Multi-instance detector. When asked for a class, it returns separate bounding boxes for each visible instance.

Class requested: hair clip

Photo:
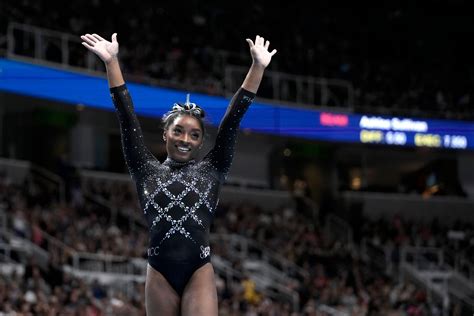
[169,93,203,117]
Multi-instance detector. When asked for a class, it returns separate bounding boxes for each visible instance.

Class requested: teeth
[177,146,190,152]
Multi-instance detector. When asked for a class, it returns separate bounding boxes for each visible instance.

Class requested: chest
[139,164,221,215]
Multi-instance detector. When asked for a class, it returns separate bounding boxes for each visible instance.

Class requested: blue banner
[1,58,473,150]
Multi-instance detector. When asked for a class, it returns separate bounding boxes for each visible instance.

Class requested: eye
[191,133,200,140]
[173,128,182,135]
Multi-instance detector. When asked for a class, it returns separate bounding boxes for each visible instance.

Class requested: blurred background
[0,1,473,315]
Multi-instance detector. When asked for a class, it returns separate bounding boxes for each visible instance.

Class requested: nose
[180,133,190,144]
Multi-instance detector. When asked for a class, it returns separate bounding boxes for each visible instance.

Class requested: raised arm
[205,35,276,178]
[80,33,156,179]
[80,33,124,87]
[241,35,277,93]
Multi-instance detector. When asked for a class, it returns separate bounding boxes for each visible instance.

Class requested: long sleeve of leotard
[205,87,255,178]
[110,84,157,179]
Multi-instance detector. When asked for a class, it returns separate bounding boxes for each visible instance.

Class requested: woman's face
[163,114,203,162]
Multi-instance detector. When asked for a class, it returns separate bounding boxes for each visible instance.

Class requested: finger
[265,40,270,50]
[84,34,98,43]
[92,33,105,41]
[246,38,254,47]
[81,35,96,46]
[259,37,265,46]
[270,49,277,56]
[255,35,259,45]
[111,33,117,43]
[81,42,95,51]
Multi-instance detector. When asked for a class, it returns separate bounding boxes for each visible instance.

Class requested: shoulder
[197,159,225,183]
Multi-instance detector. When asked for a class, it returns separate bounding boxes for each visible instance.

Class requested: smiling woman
[161,98,206,162]
[80,32,276,315]
[164,116,203,161]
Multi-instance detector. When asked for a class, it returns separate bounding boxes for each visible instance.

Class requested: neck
[164,156,195,166]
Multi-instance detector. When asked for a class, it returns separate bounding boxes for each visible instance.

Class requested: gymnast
[81,32,276,315]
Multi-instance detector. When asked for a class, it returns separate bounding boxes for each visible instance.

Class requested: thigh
[145,264,180,316]
[181,263,218,316]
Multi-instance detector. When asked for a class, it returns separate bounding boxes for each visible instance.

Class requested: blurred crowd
[2,1,473,119]
[3,168,471,315]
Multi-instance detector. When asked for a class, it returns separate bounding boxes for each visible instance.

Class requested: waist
[148,236,210,261]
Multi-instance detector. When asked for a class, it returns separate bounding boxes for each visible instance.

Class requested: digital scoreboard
[357,115,469,149]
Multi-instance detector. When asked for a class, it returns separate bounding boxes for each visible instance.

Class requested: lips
[176,145,191,153]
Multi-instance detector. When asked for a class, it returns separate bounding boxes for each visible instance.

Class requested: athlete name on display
[357,115,470,149]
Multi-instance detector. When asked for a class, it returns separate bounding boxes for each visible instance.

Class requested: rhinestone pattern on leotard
[110,84,255,262]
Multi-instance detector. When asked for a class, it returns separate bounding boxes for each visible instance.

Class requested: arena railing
[7,22,354,111]
[399,261,450,315]
[1,163,303,307]
[70,232,302,310]
[224,65,354,109]
[0,243,26,276]
[211,254,300,311]
[316,305,350,316]
[0,228,49,269]
[444,246,474,282]
[79,168,292,217]
[400,246,474,314]
[2,204,302,310]
[0,157,65,203]
[210,233,309,281]
[0,157,30,184]
[1,159,301,305]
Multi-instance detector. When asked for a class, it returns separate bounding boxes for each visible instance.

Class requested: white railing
[399,262,450,315]
[7,22,354,111]
[225,65,355,109]
[80,168,292,216]
[400,246,446,271]
[0,229,49,268]
[400,246,474,314]
[71,252,145,276]
[446,248,474,282]
[1,206,302,310]
[211,254,300,311]
[0,159,301,309]
[0,245,25,276]
[317,305,350,316]
[0,157,65,203]
[0,157,31,184]
[211,233,308,280]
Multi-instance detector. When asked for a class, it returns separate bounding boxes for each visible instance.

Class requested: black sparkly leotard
[110,84,255,296]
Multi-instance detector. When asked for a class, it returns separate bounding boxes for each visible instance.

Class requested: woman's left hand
[246,35,277,68]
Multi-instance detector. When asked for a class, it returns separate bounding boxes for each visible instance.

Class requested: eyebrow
[174,124,201,132]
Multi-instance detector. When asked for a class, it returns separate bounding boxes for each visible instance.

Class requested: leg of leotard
[181,263,218,316]
[145,264,180,316]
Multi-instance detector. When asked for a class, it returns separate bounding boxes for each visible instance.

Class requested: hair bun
[171,102,205,118]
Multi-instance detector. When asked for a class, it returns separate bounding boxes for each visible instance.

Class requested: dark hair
[162,102,206,135]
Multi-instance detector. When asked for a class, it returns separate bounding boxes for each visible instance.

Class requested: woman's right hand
[80,33,119,64]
